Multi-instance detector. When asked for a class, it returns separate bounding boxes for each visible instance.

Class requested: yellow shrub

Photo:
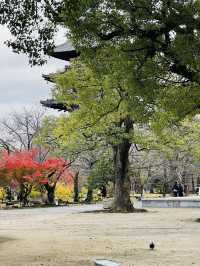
[93,189,102,201]
[79,186,88,201]
[55,183,73,203]
[30,189,42,199]
[79,187,102,202]
[0,187,5,201]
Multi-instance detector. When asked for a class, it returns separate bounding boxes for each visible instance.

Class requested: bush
[0,187,6,201]
[55,183,73,203]
[79,186,103,202]
[79,186,88,201]
[93,188,102,201]
[30,189,42,199]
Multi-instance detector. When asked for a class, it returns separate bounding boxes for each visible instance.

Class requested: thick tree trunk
[85,187,93,203]
[73,172,79,203]
[112,117,134,212]
[45,184,56,205]
[18,183,32,206]
[5,186,12,203]
[112,142,133,211]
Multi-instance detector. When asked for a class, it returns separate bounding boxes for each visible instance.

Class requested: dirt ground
[0,204,200,266]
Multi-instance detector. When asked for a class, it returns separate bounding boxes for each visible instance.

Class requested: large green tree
[51,58,154,211]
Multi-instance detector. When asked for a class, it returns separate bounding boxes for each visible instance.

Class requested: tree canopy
[1,1,200,85]
[2,1,200,121]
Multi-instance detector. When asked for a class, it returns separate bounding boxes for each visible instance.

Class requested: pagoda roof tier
[42,74,55,83]
[40,99,79,112]
[42,66,70,82]
[51,41,79,61]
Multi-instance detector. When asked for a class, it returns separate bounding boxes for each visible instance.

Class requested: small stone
[94,259,120,266]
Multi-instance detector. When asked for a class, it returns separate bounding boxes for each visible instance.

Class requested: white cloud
[0,26,67,118]
[0,102,62,120]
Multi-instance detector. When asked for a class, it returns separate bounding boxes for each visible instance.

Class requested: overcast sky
[0,26,67,117]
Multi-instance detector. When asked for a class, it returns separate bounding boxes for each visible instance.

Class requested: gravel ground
[0,204,200,266]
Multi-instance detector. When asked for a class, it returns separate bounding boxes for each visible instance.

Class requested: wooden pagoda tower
[40,40,79,112]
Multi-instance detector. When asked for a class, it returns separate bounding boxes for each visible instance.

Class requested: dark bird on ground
[149,241,155,250]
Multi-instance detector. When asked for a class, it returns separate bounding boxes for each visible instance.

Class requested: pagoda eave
[50,41,79,61]
[40,99,79,112]
[50,50,79,61]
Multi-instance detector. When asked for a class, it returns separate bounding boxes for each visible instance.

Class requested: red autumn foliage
[0,150,74,187]
[59,169,75,186]
[41,157,66,170]
[0,150,40,185]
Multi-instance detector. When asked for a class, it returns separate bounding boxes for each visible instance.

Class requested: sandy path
[0,204,200,266]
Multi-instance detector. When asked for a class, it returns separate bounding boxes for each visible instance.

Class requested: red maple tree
[40,157,74,204]
[0,150,74,205]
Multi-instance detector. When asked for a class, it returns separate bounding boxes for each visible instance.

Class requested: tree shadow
[0,236,16,244]
[79,208,148,214]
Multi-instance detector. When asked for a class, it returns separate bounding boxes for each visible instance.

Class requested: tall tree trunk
[45,183,56,205]
[18,183,32,206]
[192,175,195,193]
[162,165,167,197]
[73,172,79,203]
[197,175,200,187]
[5,186,12,203]
[112,118,134,212]
[85,187,93,203]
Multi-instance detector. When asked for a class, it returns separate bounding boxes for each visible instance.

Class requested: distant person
[178,183,184,197]
[172,181,179,197]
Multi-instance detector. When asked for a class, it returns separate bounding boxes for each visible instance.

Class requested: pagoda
[40,40,79,112]
[50,41,79,61]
